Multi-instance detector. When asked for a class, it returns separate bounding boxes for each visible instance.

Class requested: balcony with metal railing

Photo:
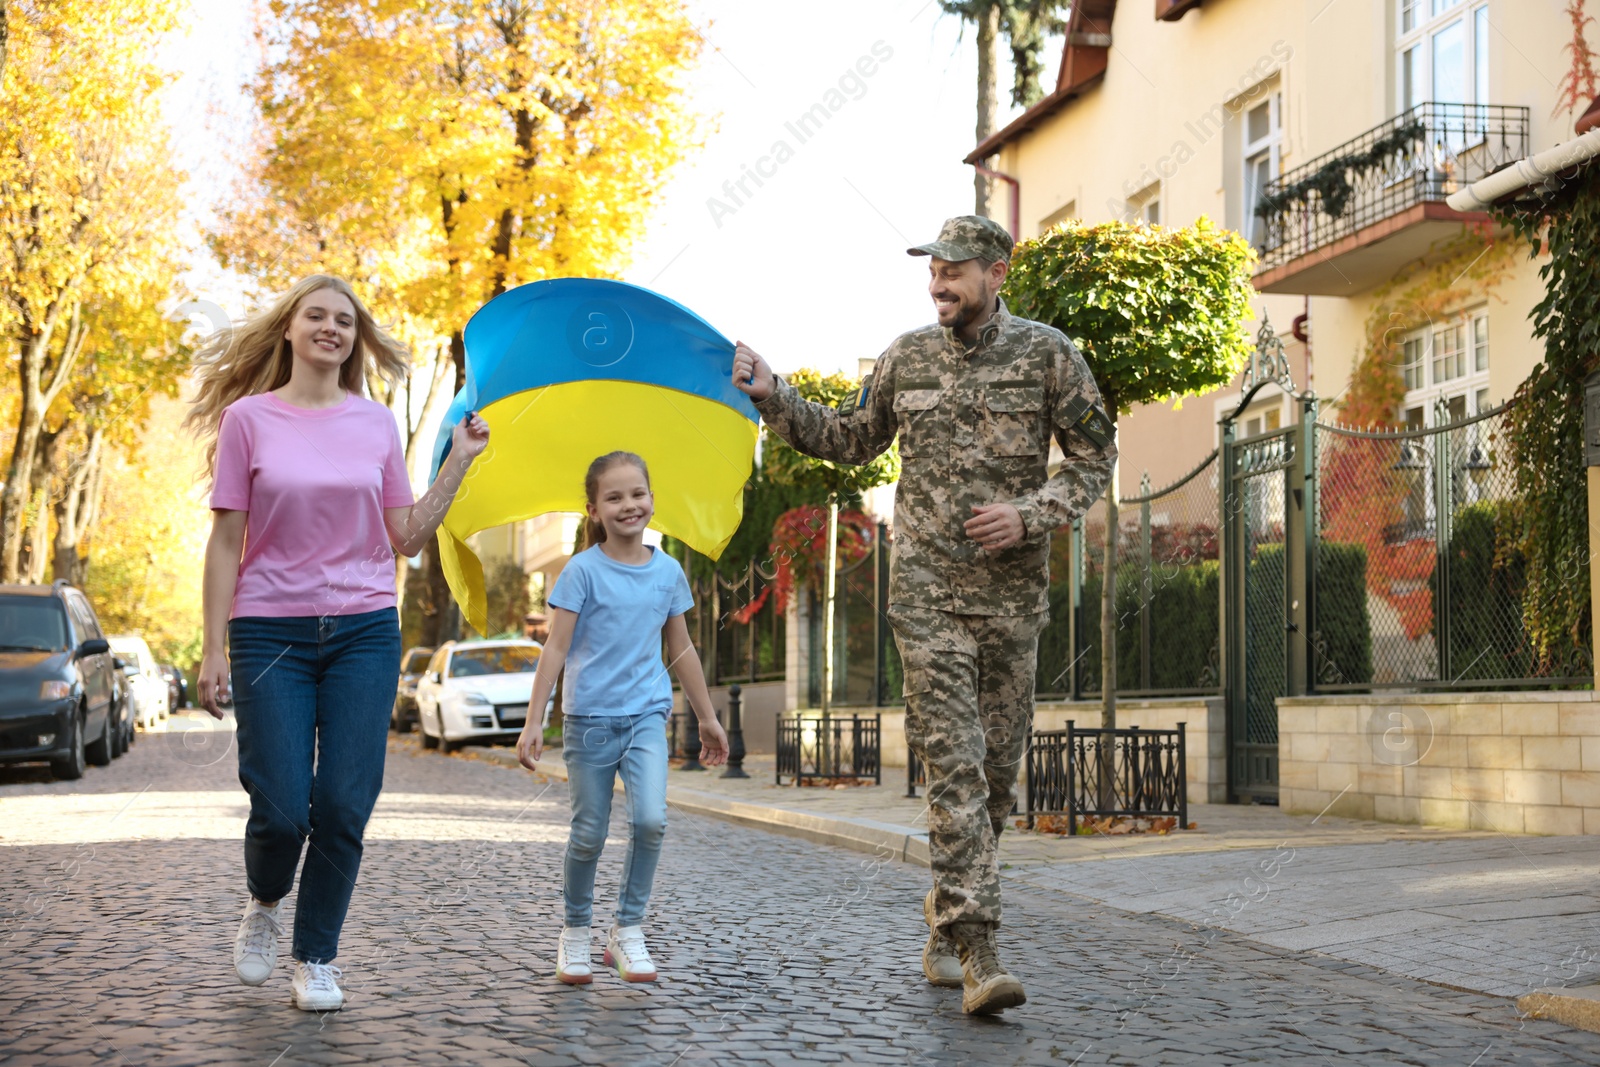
[1253,102,1530,295]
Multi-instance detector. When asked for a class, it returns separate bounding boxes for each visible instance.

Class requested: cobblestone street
[5,716,1600,1066]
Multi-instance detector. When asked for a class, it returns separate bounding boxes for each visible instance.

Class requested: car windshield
[449,646,540,677]
[0,597,69,652]
[402,650,433,673]
[108,642,144,667]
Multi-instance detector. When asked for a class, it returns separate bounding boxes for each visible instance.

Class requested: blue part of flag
[431,279,758,480]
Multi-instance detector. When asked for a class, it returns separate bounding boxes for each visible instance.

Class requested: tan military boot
[922,890,963,988]
[951,921,1027,1015]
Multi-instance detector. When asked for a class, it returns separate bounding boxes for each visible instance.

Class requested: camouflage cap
[906,215,1014,264]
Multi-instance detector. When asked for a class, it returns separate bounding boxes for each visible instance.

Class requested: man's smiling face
[928,256,1007,337]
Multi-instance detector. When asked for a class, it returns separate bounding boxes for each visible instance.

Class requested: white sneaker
[291,961,345,1011]
[603,925,658,983]
[232,899,282,986]
[557,926,593,985]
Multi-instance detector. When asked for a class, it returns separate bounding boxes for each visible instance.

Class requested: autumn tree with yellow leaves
[0,0,189,584]
[217,0,704,642]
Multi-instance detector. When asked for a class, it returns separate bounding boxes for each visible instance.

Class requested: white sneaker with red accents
[602,925,658,982]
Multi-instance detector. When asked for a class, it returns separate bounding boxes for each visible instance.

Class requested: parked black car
[159,663,188,711]
[0,581,123,779]
[390,646,435,734]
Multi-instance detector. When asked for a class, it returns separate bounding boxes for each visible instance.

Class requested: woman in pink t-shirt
[185,275,488,1012]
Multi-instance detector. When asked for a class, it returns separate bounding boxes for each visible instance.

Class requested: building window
[1126,183,1160,226]
[1243,94,1280,250]
[1244,406,1281,437]
[1393,308,1494,538]
[1397,1,1489,111]
[1400,336,1425,390]
[1039,200,1076,235]
[1431,322,1465,384]
[1397,308,1491,426]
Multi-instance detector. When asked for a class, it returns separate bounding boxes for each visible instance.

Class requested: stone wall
[1278,691,1600,834]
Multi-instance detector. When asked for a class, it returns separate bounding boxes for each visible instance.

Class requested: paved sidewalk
[482,746,1600,1002]
[6,716,1600,1065]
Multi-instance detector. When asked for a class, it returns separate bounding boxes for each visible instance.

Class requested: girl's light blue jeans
[561,709,669,928]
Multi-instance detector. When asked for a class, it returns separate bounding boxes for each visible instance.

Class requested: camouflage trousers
[889,603,1047,931]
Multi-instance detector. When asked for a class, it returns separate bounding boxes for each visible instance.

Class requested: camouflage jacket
[754,299,1116,615]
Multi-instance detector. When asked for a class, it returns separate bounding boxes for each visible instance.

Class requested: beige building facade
[969,0,1575,489]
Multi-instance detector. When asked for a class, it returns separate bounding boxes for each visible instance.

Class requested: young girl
[516,451,729,985]
[189,275,489,1011]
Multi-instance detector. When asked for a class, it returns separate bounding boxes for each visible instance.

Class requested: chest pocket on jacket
[893,388,946,458]
[981,385,1045,456]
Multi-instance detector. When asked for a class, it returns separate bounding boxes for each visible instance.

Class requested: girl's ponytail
[582,514,607,549]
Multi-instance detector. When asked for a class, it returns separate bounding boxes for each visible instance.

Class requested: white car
[415,640,550,753]
[107,634,169,729]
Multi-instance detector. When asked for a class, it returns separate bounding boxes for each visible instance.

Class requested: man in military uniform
[731,215,1115,1015]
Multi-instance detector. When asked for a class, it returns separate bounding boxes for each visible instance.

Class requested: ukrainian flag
[429,278,759,636]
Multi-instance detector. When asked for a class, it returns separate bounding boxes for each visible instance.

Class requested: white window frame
[1242,93,1281,250]
[1397,1,1490,112]
[1396,307,1491,425]
[1394,307,1494,526]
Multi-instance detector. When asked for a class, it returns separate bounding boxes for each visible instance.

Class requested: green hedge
[1043,560,1220,695]
[1030,539,1374,697]
[1431,501,1536,682]
[1252,541,1372,687]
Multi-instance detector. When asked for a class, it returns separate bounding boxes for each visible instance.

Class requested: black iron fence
[1027,722,1188,834]
[775,713,883,786]
[804,525,891,707]
[1256,102,1530,271]
[906,748,926,799]
[681,559,788,690]
[1314,402,1592,688]
[1041,452,1223,700]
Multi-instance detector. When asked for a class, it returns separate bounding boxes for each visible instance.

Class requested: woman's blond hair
[184,275,411,477]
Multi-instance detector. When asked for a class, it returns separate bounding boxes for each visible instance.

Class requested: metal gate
[1219,321,1316,804]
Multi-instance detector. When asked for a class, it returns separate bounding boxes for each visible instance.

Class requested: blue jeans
[562,710,669,928]
[230,609,400,963]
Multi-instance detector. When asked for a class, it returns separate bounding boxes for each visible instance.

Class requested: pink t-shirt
[211,391,415,619]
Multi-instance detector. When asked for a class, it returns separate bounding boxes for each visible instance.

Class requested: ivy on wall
[1493,165,1600,671]
[1325,233,1521,645]
[1341,232,1520,427]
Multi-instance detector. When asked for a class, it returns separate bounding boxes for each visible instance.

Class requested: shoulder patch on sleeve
[1061,395,1112,449]
[842,372,873,410]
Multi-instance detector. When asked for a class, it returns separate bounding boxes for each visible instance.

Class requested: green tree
[482,558,532,639]
[0,0,186,581]
[1003,217,1257,727]
[760,369,899,713]
[761,369,900,502]
[219,0,704,647]
[938,1,1070,214]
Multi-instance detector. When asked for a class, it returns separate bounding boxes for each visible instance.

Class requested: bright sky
[161,0,1044,377]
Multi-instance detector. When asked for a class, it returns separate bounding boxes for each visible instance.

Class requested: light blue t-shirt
[548,545,694,717]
